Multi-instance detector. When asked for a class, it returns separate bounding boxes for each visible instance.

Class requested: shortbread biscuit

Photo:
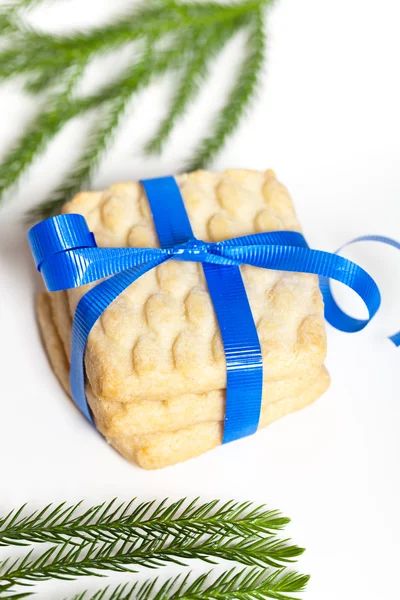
[109,375,329,470]
[59,169,326,404]
[38,291,328,437]
[37,292,330,469]
[35,169,330,468]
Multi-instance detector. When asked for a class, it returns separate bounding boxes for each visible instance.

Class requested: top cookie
[61,169,327,403]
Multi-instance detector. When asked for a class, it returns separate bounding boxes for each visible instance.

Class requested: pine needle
[68,567,310,600]
[24,28,201,221]
[0,0,274,217]
[26,40,156,222]
[144,14,249,155]
[0,533,303,591]
[187,8,265,170]
[0,2,270,82]
[0,62,84,202]
[8,32,194,215]
[0,498,290,547]
[0,498,308,599]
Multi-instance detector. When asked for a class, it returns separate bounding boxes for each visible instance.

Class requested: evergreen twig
[68,567,310,600]
[144,14,249,155]
[0,0,273,217]
[0,533,303,592]
[0,498,308,600]
[187,8,266,170]
[0,2,270,83]
[7,33,194,217]
[0,498,290,548]
[26,40,156,221]
[0,61,84,201]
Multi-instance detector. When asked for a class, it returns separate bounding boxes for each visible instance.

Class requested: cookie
[61,170,327,403]
[39,291,327,436]
[37,291,330,469]
[35,169,330,468]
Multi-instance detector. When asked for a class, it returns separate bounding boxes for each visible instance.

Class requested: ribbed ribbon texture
[28,176,399,442]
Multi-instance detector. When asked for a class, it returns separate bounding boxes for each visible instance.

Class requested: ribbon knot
[28,176,399,445]
[170,238,209,261]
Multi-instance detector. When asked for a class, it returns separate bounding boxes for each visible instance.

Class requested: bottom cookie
[37,292,330,469]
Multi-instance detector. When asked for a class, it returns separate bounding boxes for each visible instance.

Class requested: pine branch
[68,567,310,600]
[2,33,196,210]
[24,31,201,220]
[0,61,84,202]
[0,0,273,217]
[33,97,128,215]
[0,1,271,81]
[187,9,266,170]
[0,592,32,600]
[34,16,252,218]
[144,16,247,155]
[0,1,37,34]
[0,499,290,548]
[0,4,165,79]
[26,39,155,221]
[0,5,14,34]
[0,531,303,590]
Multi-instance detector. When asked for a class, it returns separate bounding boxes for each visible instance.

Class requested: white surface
[0,0,399,598]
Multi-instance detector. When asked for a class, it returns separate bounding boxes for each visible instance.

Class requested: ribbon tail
[389,332,400,347]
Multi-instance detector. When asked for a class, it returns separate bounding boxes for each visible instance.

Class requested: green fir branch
[187,9,265,170]
[0,61,84,201]
[24,30,203,220]
[0,498,289,548]
[0,0,273,218]
[0,1,271,81]
[0,4,167,80]
[0,497,308,600]
[32,97,129,216]
[144,15,247,155]
[4,33,195,211]
[0,592,32,600]
[0,1,36,34]
[26,41,155,221]
[68,567,310,600]
[0,532,303,591]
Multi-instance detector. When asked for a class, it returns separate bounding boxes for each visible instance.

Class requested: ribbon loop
[320,235,400,344]
[29,214,96,270]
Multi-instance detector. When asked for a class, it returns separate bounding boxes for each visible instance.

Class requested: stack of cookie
[37,169,330,469]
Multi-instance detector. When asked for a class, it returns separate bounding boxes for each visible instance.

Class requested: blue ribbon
[320,235,400,346]
[141,177,263,443]
[28,176,399,443]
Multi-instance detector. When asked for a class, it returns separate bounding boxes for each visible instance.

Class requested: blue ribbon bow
[28,176,399,443]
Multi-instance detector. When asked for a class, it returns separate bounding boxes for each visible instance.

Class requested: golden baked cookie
[35,169,330,469]
[37,292,330,469]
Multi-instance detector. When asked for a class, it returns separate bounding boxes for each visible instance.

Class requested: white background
[0,0,399,598]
